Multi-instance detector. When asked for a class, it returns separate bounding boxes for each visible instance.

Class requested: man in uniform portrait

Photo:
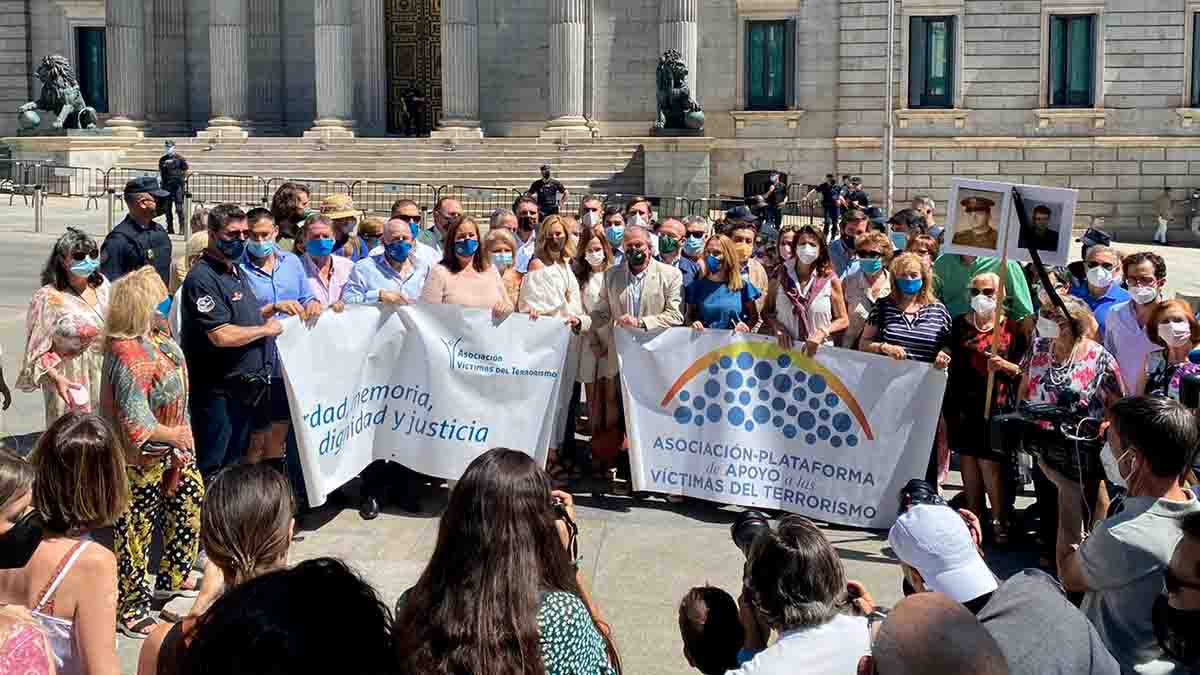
[952,196,999,250]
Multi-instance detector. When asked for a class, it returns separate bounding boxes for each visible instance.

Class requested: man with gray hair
[100,176,173,284]
[656,217,702,287]
[911,195,941,241]
[860,593,1009,675]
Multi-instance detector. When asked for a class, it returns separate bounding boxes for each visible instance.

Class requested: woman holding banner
[519,215,590,486]
[945,272,1028,545]
[574,227,620,476]
[837,231,893,349]
[419,217,514,320]
[686,234,760,333]
[764,224,847,356]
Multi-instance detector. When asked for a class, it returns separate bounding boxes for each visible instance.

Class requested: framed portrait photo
[944,179,1012,259]
[1003,183,1078,267]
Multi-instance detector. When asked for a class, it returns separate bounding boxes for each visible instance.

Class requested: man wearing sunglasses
[389,199,439,268]
[1042,395,1200,674]
[1069,244,1128,337]
[416,197,463,256]
[100,176,173,285]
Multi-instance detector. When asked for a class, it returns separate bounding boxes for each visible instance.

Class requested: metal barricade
[17,163,98,200]
[350,181,439,215]
[185,172,268,208]
[0,159,38,207]
[438,185,524,221]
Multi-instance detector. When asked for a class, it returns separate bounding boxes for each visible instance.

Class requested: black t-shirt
[817,182,837,207]
[100,214,172,285]
[180,255,270,390]
[529,178,565,213]
[158,154,189,189]
[847,190,871,209]
[765,179,788,206]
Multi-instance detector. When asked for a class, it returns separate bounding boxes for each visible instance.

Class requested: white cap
[888,504,998,604]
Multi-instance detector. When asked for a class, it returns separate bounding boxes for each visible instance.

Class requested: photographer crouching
[1043,395,1200,674]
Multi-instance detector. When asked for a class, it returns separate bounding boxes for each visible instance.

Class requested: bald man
[859,593,1009,675]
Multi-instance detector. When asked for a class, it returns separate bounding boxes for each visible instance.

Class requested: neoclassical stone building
[3,0,1200,237]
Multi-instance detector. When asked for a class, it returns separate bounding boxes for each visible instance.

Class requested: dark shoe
[359,496,381,521]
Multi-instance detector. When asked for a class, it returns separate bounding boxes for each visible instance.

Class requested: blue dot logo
[736,352,754,370]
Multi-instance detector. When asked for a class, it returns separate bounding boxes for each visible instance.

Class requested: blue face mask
[897,276,924,295]
[246,239,275,259]
[859,257,883,275]
[684,234,705,256]
[454,238,479,257]
[362,236,381,251]
[385,241,413,263]
[890,232,908,251]
[409,222,421,242]
[216,237,245,261]
[492,252,514,270]
[156,296,172,317]
[69,255,99,278]
[705,255,723,274]
[306,238,335,258]
[606,225,625,247]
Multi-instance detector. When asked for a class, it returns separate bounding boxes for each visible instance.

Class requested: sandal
[154,576,201,601]
[119,613,159,640]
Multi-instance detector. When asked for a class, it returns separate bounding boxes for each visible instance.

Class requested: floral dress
[17,282,111,426]
[537,591,617,675]
[1021,338,1124,420]
[1143,350,1200,401]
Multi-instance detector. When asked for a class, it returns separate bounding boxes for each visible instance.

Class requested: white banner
[616,328,947,529]
[275,305,569,506]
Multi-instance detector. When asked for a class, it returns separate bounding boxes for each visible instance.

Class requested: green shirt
[933,255,1034,322]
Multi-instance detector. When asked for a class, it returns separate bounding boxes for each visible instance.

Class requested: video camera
[989,391,1104,482]
[1179,349,1200,410]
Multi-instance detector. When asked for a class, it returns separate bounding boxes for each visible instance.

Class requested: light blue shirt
[628,269,647,316]
[343,252,431,304]
[416,225,443,255]
[829,239,855,278]
[239,249,315,313]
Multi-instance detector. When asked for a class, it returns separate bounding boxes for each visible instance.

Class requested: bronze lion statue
[655,50,704,131]
[17,55,98,130]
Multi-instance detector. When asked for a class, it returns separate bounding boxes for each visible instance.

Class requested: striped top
[866,297,952,364]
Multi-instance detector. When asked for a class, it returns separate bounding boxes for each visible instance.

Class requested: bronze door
[385,0,442,134]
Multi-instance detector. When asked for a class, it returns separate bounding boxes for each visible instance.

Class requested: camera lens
[897,479,945,515]
[731,510,772,557]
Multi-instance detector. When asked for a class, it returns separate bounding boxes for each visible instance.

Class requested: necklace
[556,262,572,303]
[968,312,994,333]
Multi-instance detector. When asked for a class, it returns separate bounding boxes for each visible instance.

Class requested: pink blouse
[419,263,514,311]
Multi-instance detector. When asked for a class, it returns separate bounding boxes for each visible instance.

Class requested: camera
[989,396,1103,482]
[552,497,579,565]
[897,479,946,515]
[731,510,772,558]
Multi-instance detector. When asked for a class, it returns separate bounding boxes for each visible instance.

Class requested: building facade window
[1048,14,1095,107]
[908,16,955,108]
[745,20,794,111]
[75,27,108,113]
[1193,13,1200,107]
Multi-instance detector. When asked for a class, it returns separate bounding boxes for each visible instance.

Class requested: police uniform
[181,253,272,479]
[100,178,173,285]
[158,150,189,233]
[951,197,999,250]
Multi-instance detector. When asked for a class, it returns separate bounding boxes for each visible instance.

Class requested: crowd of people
[0,169,1196,674]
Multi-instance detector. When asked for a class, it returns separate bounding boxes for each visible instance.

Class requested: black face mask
[518,215,537,232]
[0,510,44,570]
[626,249,647,267]
[1154,594,1200,667]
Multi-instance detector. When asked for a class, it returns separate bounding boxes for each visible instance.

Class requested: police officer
[158,140,189,234]
[181,204,283,481]
[100,176,173,285]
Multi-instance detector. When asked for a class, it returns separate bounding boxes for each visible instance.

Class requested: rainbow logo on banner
[660,343,874,446]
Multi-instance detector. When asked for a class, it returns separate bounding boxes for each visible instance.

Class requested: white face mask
[585,249,605,267]
[796,244,819,265]
[1130,284,1160,305]
[581,211,600,227]
[1037,316,1061,339]
[1158,320,1191,348]
[1086,265,1114,289]
[1101,442,1133,489]
[971,293,997,317]
[628,214,647,228]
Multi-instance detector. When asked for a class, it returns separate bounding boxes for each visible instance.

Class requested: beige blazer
[591,259,684,333]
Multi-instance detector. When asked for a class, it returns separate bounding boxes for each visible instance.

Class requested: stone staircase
[116,137,647,216]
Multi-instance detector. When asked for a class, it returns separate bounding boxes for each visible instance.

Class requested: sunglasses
[1086,261,1116,271]
[394,214,422,224]
[856,250,883,259]
[70,249,98,261]
[969,288,997,297]
[1165,569,1200,593]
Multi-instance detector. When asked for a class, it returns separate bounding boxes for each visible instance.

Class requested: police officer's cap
[960,196,995,212]
[724,205,759,224]
[124,176,170,199]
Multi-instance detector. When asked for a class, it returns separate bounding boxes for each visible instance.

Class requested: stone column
[149,0,190,134]
[105,0,146,136]
[354,0,387,136]
[201,0,250,139]
[433,0,483,138]
[249,0,284,133]
[659,0,699,103]
[541,0,589,138]
[308,0,356,138]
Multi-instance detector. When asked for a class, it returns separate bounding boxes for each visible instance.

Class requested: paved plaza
[1,199,1199,673]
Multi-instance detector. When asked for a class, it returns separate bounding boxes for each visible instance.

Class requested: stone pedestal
[308,0,356,138]
[3,131,143,176]
[200,0,250,140]
[106,0,146,138]
[541,0,589,139]
[644,145,712,198]
[433,0,482,139]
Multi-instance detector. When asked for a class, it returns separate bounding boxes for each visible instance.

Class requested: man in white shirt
[390,199,439,268]
[513,196,540,273]
[732,516,871,675]
[1103,252,1168,394]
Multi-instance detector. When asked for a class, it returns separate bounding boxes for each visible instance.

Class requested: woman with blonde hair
[519,215,590,486]
[169,230,208,295]
[100,266,202,638]
[138,463,295,675]
[0,411,129,675]
[686,234,760,332]
[484,227,522,306]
